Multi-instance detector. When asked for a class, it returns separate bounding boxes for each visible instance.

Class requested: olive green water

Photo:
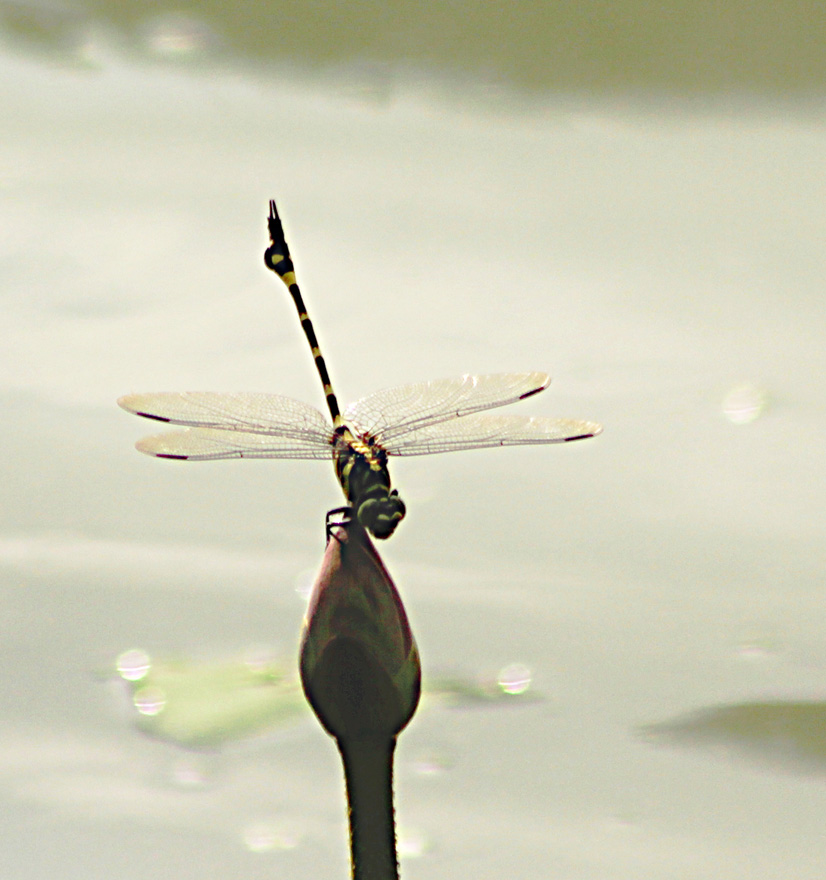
[2,3,826,878]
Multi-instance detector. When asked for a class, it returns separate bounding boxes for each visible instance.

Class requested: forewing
[118,392,331,441]
[345,372,551,444]
[380,414,602,456]
[135,427,335,461]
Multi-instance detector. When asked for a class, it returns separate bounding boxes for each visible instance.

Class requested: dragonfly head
[357,489,406,540]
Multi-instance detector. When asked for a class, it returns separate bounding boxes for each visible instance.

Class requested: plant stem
[337,734,399,880]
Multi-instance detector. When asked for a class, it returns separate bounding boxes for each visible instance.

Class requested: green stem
[337,735,399,880]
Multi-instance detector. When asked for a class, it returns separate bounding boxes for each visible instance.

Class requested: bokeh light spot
[242,822,299,853]
[142,14,218,60]
[133,685,166,716]
[497,662,532,695]
[116,648,151,682]
[397,826,430,859]
[722,383,767,424]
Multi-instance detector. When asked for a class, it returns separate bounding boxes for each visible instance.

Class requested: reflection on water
[3,0,824,93]
[641,701,826,775]
[114,650,305,748]
[113,649,538,748]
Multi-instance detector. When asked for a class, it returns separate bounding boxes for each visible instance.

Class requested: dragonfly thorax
[334,428,406,539]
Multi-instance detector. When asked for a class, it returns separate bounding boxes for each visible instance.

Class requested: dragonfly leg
[325,506,353,543]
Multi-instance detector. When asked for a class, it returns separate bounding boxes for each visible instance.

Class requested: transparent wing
[135,427,335,461]
[381,414,602,457]
[345,372,551,445]
[118,392,332,441]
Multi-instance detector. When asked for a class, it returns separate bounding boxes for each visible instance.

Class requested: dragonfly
[118,201,602,540]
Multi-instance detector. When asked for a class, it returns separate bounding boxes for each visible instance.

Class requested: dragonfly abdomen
[264,201,342,428]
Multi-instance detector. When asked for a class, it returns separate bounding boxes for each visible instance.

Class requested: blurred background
[2,2,826,878]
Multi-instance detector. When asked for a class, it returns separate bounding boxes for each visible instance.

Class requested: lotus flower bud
[300,521,421,740]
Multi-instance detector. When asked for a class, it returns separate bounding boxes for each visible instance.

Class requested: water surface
[2,6,826,878]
